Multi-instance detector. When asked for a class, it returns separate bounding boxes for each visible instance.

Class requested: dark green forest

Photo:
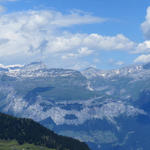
[0,113,90,150]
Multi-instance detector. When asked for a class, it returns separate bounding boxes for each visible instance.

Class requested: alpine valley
[0,62,150,150]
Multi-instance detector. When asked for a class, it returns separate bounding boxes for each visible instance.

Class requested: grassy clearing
[0,140,55,150]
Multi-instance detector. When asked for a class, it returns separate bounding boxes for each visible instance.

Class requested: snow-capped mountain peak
[82,64,145,79]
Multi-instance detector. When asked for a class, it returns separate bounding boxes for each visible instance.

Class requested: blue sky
[0,0,150,70]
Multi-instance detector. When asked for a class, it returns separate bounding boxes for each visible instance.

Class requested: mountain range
[0,62,150,150]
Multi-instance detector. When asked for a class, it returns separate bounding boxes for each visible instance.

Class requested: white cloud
[50,11,105,27]
[0,10,105,57]
[115,61,124,66]
[134,7,150,54]
[0,10,135,58]
[47,33,135,55]
[134,40,150,54]
[62,53,77,59]
[141,7,150,39]
[78,47,93,55]
[82,33,135,50]
[0,9,138,69]
[134,54,150,63]
[61,47,93,59]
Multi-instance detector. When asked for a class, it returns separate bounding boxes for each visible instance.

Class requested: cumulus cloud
[61,47,93,59]
[0,10,135,57]
[141,7,150,39]
[134,54,150,63]
[0,10,105,57]
[0,9,138,69]
[47,33,135,55]
[1,3,150,68]
[131,6,150,64]
[82,33,135,50]
[132,7,150,54]
[134,41,150,54]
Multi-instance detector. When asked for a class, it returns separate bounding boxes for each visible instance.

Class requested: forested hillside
[0,113,90,150]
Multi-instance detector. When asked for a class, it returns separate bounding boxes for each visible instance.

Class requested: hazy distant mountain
[0,62,150,150]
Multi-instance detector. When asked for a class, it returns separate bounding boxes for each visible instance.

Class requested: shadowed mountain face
[0,112,90,150]
[0,62,150,150]
[143,62,150,69]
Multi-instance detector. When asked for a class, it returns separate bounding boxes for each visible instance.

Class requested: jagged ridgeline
[0,113,90,150]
